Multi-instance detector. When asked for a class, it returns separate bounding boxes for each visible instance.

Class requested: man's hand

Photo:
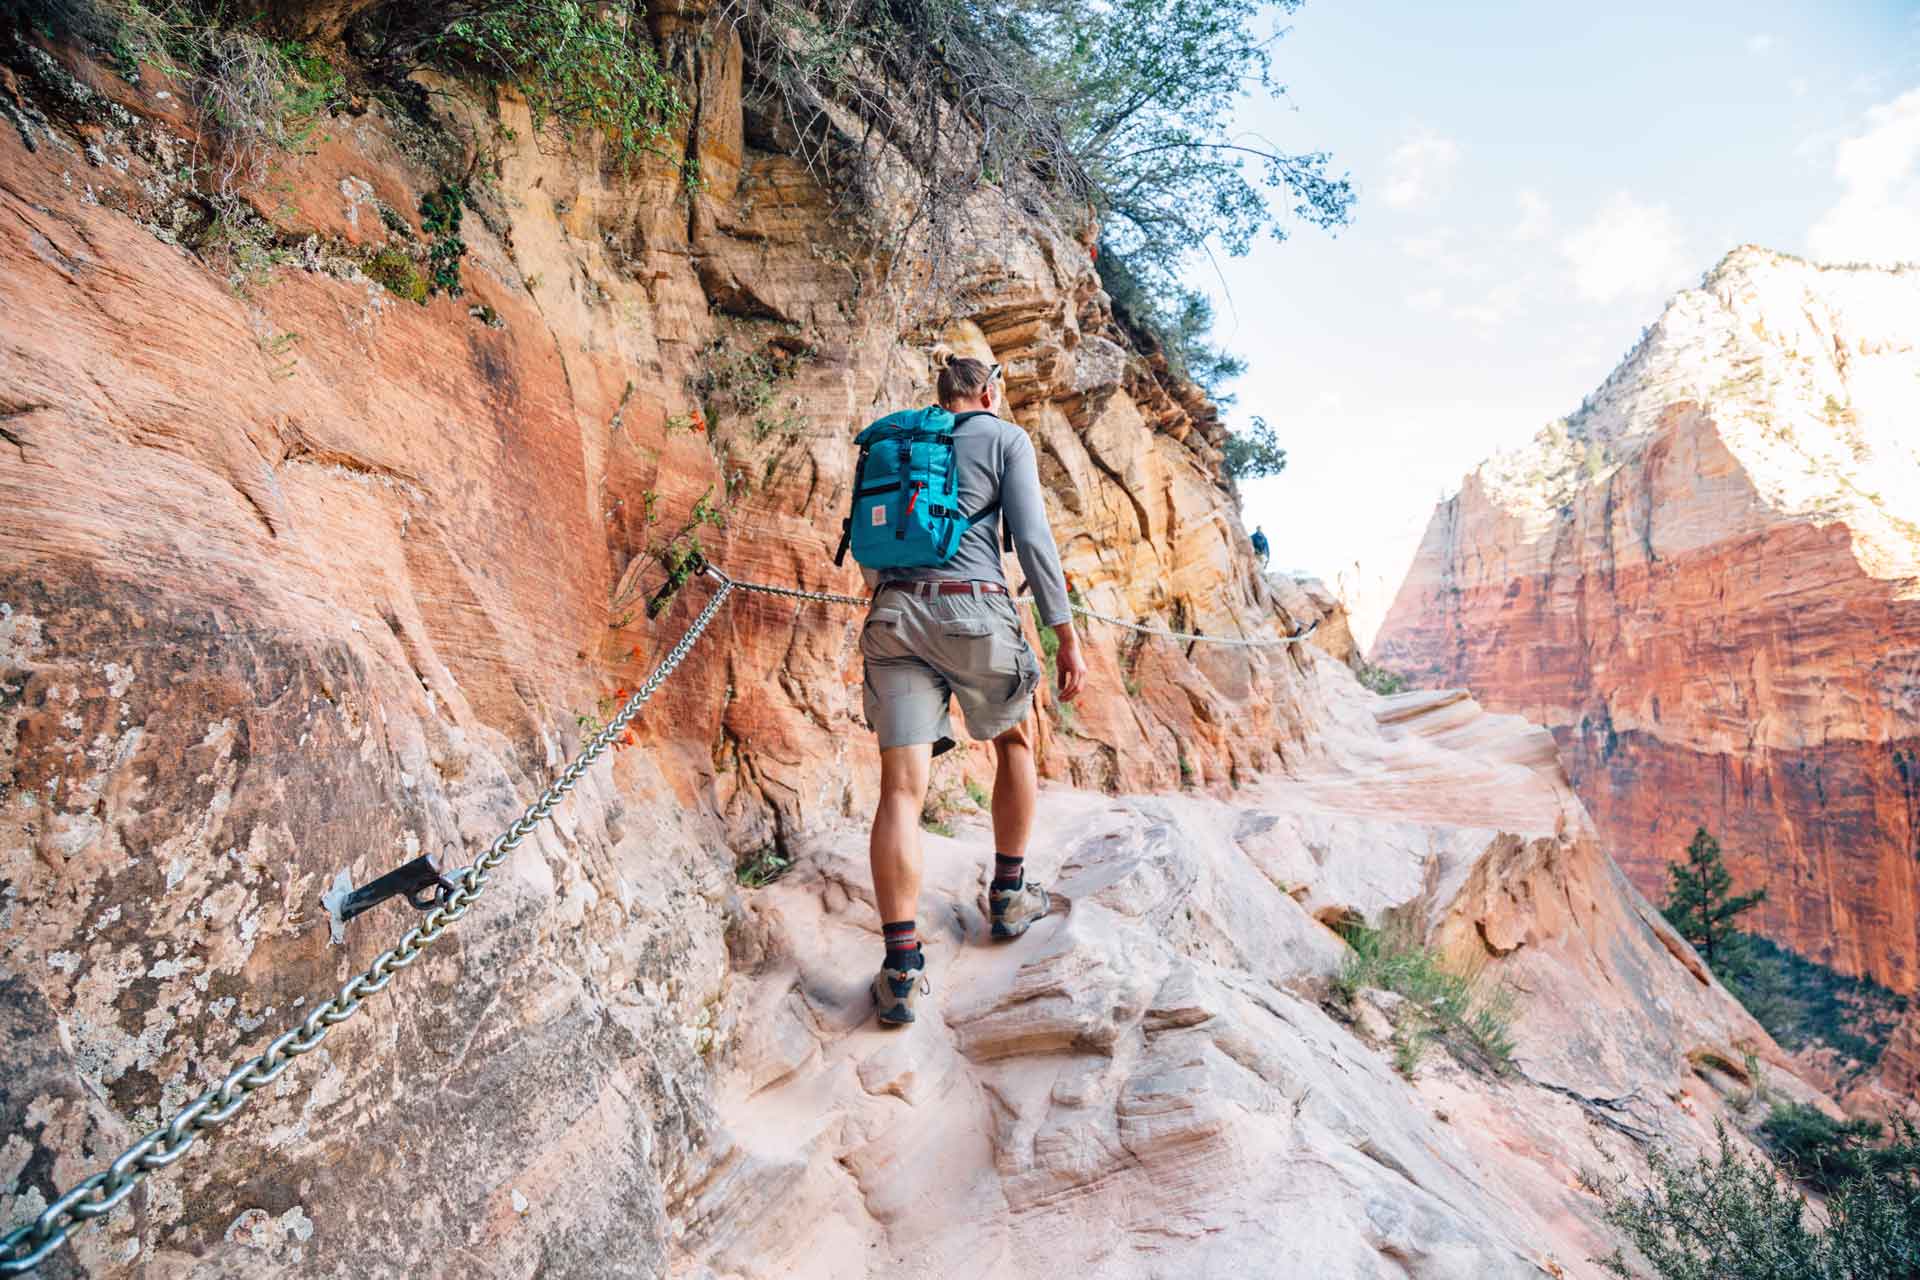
[1052,625,1087,703]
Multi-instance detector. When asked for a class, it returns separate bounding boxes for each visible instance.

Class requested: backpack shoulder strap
[962,497,1013,552]
[949,411,1014,550]
[834,444,871,567]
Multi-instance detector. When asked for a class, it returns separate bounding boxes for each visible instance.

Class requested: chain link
[2,558,1310,1274]
[1066,606,1319,648]
[0,579,737,1276]
[716,566,1318,649]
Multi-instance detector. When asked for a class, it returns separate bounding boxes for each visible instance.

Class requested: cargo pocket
[860,607,904,659]
[937,615,1002,676]
[1011,635,1041,703]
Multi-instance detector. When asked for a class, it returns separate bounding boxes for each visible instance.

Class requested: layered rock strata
[0,17,1329,1275]
[682,681,1828,1279]
[1376,249,1920,1022]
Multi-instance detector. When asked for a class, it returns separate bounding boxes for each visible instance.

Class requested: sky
[1193,0,1920,646]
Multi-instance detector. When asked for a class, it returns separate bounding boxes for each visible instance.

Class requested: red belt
[878,580,1010,599]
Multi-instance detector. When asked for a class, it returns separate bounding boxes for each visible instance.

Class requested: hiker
[840,355,1086,1026]
[1251,525,1270,566]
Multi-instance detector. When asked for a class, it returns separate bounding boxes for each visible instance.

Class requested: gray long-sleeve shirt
[868,411,1073,627]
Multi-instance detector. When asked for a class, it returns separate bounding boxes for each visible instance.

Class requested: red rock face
[1376,252,1920,1011]
[0,26,1324,1273]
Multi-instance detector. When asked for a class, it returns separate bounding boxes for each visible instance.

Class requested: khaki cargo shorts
[860,586,1043,755]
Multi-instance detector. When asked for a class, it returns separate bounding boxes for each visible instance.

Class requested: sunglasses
[989,362,1003,384]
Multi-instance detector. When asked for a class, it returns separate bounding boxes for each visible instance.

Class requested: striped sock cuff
[992,854,1024,888]
[882,920,919,953]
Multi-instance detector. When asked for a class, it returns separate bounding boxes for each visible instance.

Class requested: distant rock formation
[1374,247,1920,1090]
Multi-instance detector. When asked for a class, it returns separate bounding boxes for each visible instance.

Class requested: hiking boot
[989,878,1051,941]
[873,951,930,1027]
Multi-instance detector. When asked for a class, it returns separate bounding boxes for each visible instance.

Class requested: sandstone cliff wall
[0,17,1332,1274]
[1373,249,1920,1057]
[0,24,1833,1280]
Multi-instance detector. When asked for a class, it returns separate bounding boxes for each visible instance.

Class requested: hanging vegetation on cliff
[735,0,1353,395]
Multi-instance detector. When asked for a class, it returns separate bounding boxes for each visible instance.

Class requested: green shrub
[693,335,816,442]
[736,847,791,888]
[1355,660,1408,696]
[421,1,684,167]
[365,246,428,303]
[418,181,467,298]
[1334,920,1516,1075]
[1032,602,1060,679]
[90,3,347,196]
[1762,1103,1920,1196]
[1599,1120,1920,1279]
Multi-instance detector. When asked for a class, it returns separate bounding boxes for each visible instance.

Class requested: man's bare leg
[991,718,1036,864]
[871,743,933,926]
[986,717,1052,938]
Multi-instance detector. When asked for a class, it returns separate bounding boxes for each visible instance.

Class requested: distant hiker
[1251,525,1270,566]
[835,354,1086,1026]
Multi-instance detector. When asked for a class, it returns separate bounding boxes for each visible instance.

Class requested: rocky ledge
[679,677,1828,1280]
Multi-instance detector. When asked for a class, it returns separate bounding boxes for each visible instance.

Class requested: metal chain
[716,567,1319,649]
[711,568,870,609]
[2,558,1311,1274]
[1066,606,1319,648]
[0,578,737,1277]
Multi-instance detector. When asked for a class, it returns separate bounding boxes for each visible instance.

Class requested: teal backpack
[834,407,1011,570]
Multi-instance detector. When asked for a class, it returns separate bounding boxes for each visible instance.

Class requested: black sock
[992,854,1024,890]
[883,920,922,968]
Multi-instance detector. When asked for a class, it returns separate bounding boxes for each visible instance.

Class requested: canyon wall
[1373,248,1920,1068]
[0,15,1374,1274]
[0,19,1836,1280]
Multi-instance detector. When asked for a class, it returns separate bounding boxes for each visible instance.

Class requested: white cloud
[1381,129,1460,209]
[1560,194,1691,303]
[1408,288,1444,312]
[1396,228,1478,278]
[1789,77,1809,99]
[1747,33,1775,55]
[1448,274,1535,333]
[1807,86,1920,266]
[1512,188,1551,240]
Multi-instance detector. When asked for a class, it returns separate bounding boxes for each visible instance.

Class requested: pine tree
[1661,827,1767,978]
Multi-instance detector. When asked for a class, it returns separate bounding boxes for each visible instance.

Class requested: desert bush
[1762,1103,1920,1197]
[1334,919,1516,1074]
[70,1,347,196]
[1598,1120,1920,1279]
[412,0,683,167]
[1354,660,1408,696]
